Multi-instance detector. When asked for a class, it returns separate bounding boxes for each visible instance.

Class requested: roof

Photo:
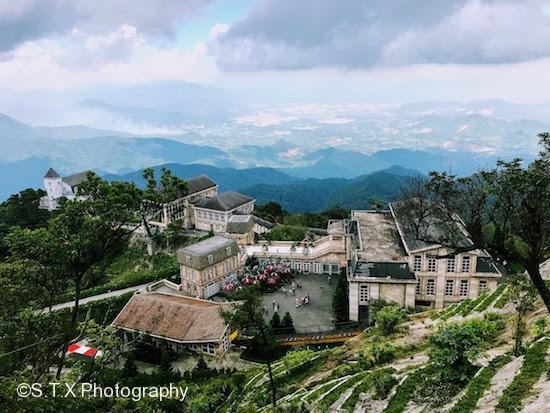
[112,293,234,343]
[62,170,92,187]
[44,168,60,178]
[252,215,275,229]
[226,214,254,234]
[389,200,473,253]
[352,211,407,262]
[352,261,416,281]
[328,220,345,235]
[177,236,239,270]
[187,174,216,195]
[476,256,500,273]
[193,191,254,211]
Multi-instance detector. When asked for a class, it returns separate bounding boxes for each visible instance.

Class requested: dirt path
[473,356,524,413]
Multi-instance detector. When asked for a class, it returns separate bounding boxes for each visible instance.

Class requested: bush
[373,371,398,399]
[375,305,407,336]
[359,342,395,368]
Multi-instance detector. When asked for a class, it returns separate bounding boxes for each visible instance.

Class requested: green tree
[282,312,295,333]
[159,350,174,383]
[399,134,550,312]
[220,288,279,407]
[122,353,138,378]
[374,305,406,336]
[270,312,282,331]
[508,273,538,355]
[4,173,144,378]
[332,274,349,323]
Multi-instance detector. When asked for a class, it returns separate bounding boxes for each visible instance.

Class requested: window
[426,279,435,295]
[427,256,437,272]
[479,279,488,292]
[413,255,422,272]
[416,279,421,295]
[459,279,469,297]
[186,255,191,264]
[447,257,456,273]
[461,256,471,273]
[207,254,214,264]
[226,246,232,256]
[445,278,455,296]
[360,285,369,302]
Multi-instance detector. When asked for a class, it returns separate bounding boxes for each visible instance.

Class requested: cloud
[209,0,550,70]
[0,0,213,52]
[0,25,217,90]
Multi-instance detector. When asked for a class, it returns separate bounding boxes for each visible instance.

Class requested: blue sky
[2,0,550,105]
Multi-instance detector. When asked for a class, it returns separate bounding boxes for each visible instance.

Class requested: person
[296,298,300,308]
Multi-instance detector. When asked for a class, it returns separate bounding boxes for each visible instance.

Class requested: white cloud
[0,25,218,91]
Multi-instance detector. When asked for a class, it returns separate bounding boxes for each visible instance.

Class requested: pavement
[44,282,149,312]
[261,273,338,333]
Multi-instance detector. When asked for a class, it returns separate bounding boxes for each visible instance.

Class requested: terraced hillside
[218,285,550,413]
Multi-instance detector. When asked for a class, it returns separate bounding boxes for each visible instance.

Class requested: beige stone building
[150,175,218,228]
[347,205,501,322]
[225,214,255,245]
[193,191,255,233]
[389,202,501,309]
[177,235,243,299]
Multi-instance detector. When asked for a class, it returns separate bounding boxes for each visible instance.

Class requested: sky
[3,0,550,105]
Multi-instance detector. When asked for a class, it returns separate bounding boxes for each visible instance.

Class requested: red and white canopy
[66,343,103,358]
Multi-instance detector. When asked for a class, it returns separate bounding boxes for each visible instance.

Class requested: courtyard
[261,273,338,333]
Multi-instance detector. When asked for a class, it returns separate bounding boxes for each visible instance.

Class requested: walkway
[44,282,149,312]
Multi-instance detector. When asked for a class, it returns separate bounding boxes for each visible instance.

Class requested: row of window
[416,278,488,296]
[196,209,227,222]
[413,255,471,273]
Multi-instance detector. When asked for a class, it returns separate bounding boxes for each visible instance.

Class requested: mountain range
[105,163,416,212]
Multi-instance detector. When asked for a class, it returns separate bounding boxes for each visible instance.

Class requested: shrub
[373,371,398,399]
[359,342,396,368]
[533,316,548,339]
[375,305,407,336]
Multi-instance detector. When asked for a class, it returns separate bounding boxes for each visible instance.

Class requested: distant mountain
[80,80,250,124]
[243,167,416,212]
[34,124,136,140]
[0,157,52,200]
[282,147,505,178]
[104,163,300,193]
[0,112,37,139]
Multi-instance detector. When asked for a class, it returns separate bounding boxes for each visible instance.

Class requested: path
[44,283,148,312]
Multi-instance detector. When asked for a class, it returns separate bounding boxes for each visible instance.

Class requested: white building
[39,168,91,211]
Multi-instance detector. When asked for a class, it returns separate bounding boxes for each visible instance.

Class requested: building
[39,168,91,210]
[193,191,255,233]
[112,292,235,355]
[245,219,351,275]
[348,211,417,322]
[225,214,255,245]
[389,201,501,309]
[150,175,218,229]
[177,235,244,299]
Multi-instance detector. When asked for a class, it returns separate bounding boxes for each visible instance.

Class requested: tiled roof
[187,175,216,195]
[62,170,92,187]
[177,236,239,270]
[112,293,234,343]
[44,168,60,178]
[193,191,254,211]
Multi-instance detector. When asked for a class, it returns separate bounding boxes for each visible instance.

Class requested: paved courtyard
[261,273,338,333]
